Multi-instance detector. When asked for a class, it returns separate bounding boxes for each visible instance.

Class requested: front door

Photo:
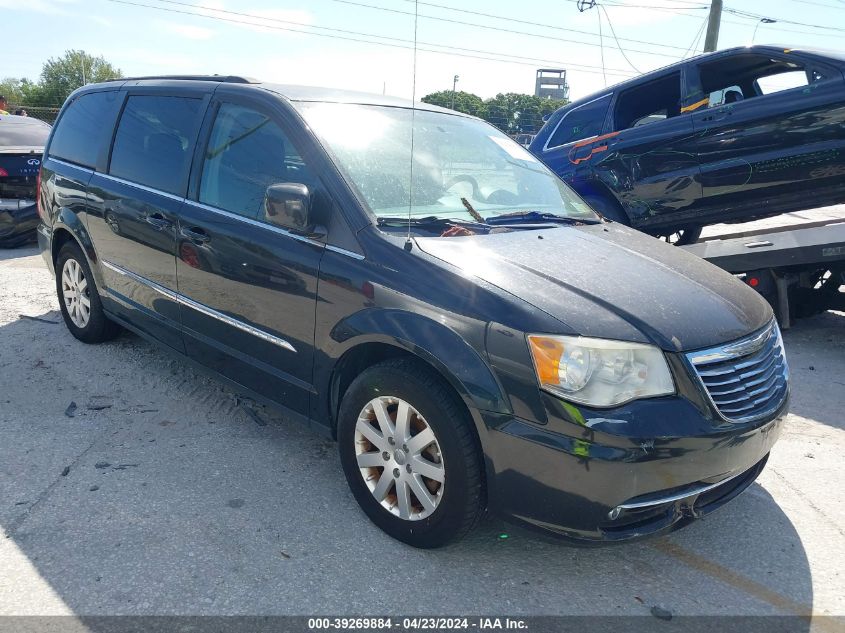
[685,51,844,219]
[87,91,207,351]
[590,70,701,228]
[176,96,325,416]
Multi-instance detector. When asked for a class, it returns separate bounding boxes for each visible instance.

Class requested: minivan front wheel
[338,359,484,548]
[56,242,122,343]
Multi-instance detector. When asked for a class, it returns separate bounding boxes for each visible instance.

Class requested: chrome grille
[687,321,789,423]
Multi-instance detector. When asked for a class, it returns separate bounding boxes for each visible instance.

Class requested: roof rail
[119,75,259,84]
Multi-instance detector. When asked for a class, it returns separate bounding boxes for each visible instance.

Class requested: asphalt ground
[0,214,843,625]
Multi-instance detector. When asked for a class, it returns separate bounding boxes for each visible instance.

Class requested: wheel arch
[51,211,105,289]
[323,310,512,443]
[327,335,499,508]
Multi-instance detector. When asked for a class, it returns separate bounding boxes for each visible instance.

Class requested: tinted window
[199,102,314,221]
[48,91,121,168]
[546,95,610,149]
[0,117,51,147]
[110,95,202,196]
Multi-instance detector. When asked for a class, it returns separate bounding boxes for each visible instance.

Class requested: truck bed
[683,219,845,273]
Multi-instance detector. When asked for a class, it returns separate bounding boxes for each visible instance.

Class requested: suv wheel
[338,359,484,548]
[56,242,122,343]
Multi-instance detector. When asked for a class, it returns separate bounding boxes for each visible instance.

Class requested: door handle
[180,226,210,244]
[144,212,173,230]
[701,110,732,123]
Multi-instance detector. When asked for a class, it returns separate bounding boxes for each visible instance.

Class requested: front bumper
[483,393,787,544]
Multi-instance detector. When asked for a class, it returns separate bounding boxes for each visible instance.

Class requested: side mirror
[264,183,312,233]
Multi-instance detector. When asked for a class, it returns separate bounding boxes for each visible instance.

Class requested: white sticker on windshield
[489,135,540,163]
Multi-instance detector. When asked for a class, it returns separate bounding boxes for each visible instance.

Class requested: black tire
[337,358,484,548]
[56,242,122,344]
[650,226,703,246]
[582,193,630,225]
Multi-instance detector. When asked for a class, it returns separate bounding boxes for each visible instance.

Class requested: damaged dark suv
[37,76,789,547]
[0,114,50,247]
[531,45,845,245]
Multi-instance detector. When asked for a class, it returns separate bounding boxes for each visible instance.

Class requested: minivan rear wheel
[337,358,484,548]
[56,242,122,343]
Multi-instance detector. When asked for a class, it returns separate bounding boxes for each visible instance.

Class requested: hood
[415,223,772,352]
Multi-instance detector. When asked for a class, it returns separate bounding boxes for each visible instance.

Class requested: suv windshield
[296,102,596,224]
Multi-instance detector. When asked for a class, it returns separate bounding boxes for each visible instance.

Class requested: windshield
[295,102,596,224]
[0,117,51,147]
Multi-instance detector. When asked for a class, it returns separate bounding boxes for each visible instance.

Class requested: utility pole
[450,75,459,109]
[703,0,723,52]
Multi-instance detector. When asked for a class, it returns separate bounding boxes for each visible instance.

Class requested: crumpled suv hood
[415,222,772,352]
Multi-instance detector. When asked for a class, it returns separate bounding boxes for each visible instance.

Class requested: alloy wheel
[61,258,91,329]
[354,396,445,521]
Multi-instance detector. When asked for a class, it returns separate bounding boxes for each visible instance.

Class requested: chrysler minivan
[37,76,789,548]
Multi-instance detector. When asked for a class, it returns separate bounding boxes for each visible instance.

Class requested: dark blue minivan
[36,76,789,547]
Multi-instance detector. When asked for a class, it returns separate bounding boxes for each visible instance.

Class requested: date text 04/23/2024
[307,618,528,630]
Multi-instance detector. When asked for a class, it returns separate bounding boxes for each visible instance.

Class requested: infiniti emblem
[27,158,40,166]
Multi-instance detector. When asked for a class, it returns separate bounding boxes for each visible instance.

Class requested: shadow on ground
[0,308,814,621]
[781,310,845,431]
[0,243,39,262]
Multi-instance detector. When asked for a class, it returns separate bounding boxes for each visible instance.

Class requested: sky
[1,0,842,104]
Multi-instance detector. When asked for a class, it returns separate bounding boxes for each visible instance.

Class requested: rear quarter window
[109,95,202,196]
[48,91,122,168]
[544,95,611,150]
[0,117,51,147]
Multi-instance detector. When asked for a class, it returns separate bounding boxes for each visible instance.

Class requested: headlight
[527,334,675,407]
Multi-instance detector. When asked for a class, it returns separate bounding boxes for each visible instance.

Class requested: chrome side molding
[101,260,297,353]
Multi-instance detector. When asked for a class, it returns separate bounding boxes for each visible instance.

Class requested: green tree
[421,89,568,134]
[37,50,122,106]
[421,90,487,118]
[0,77,44,106]
[0,78,25,103]
[484,93,569,134]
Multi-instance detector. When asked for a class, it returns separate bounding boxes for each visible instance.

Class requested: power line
[597,3,642,73]
[102,0,638,78]
[593,0,708,15]
[790,0,845,9]
[597,8,607,87]
[681,12,709,58]
[325,0,684,59]
[594,0,836,29]
[583,0,845,39]
[723,7,845,33]
[397,0,693,53]
[133,0,642,73]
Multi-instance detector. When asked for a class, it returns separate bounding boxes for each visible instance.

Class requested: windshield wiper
[377,215,489,229]
[460,197,486,224]
[484,211,601,226]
